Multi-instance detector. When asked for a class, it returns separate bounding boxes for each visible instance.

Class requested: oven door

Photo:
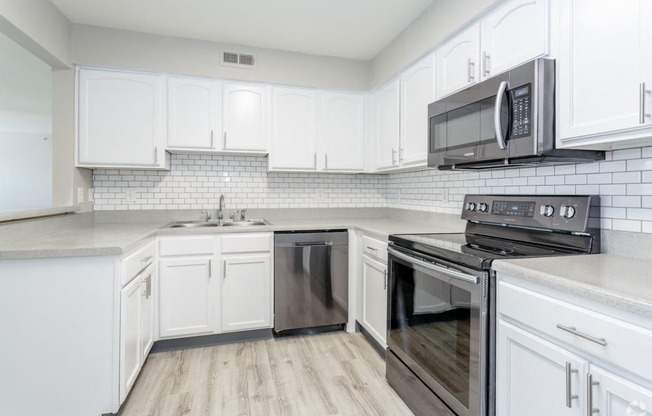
[387,246,488,416]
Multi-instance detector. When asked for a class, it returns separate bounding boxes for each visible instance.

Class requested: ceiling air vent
[221,50,257,69]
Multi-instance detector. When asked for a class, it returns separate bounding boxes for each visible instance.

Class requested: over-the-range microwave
[428,58,604,170]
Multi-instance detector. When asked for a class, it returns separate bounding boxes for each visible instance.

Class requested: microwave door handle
[494,81,509,150]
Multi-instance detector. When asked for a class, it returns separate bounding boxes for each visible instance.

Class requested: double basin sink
[167,219,270,228]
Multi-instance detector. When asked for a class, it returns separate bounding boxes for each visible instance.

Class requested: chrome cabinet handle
[324,153,328,170]
[384,269,388,290]
[399,148,404,163]
[640,83,651,124]
[467,58,475,82]
[223,260,226,278]
[223,131,227,148]
[141,256,153,263]
[388,247,480,284]
[565,362,578,408]
[391,149,397,165]
[208,260,212,278]
[313,153,317,169]
[483,52,491,76]
[366,246,378,252]
[146,273,152,298]
[556,324,607,346]
[154,146,158,164]
[494,81,509,150]
[210,130,214,148]
[586,373,600,416]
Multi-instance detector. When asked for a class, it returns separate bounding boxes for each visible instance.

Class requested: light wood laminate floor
[119,332,415,416]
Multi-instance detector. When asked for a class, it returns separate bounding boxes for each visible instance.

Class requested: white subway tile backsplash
[93,146,652,234]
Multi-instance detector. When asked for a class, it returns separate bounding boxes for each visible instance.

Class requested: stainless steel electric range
[385,195,601,416]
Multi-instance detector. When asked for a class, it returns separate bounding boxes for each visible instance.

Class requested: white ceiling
[48,0,434,60]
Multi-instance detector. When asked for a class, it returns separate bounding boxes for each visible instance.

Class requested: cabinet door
[159,258,215,338]
[590,365,652,416]
[119,275,142,404]
[361,255,388,346]
[497,320,586,416]
[480,0,548,79]
[167,77,221,150]
[436,25,480,99]
[222,83,267,151]
[222,254,272,332]
[558,0,652,142]
[320,92,364,172]
[78,69,166,168]
[400,54,435,168]
[269,87,318,171]
[139,269,155,361]
[373,79,400,170]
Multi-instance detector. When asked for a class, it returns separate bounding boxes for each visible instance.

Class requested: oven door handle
[388,247,479,285]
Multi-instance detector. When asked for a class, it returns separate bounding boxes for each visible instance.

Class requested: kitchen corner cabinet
[497,276,652,416]
[436,0,548,99]
[77,68,170,169]
[357,234,389,347]
[557,0,652,150]
[222,83,268,152]
[221,233,273,332]
[158,236,218,338]
[269,88,365,172]
[399,55,436,168]
[372,79,401,170]
[167,76,222,151]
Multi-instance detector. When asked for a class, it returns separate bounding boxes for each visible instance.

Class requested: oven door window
[389,257,482,413]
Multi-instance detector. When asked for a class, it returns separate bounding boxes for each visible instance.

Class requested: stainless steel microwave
[428,59,604,170]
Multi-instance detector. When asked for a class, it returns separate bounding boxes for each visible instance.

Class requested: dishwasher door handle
[293,241,333,247]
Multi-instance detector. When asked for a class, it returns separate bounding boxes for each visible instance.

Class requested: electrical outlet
[77,187,84,203]
[125,189,137,203]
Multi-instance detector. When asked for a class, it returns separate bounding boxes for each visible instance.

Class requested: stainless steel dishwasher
[274,230,348,334]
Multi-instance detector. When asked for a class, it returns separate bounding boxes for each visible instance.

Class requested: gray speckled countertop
[494,254,652,319]
[0,209,466,260]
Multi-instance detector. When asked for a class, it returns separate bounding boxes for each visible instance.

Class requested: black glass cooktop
[389,232,584,270]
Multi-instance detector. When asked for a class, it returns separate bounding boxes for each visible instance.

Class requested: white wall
[369,0,497,88]
[71,25,371,91]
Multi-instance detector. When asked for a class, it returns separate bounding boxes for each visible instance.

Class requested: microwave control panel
[510,83,531,139]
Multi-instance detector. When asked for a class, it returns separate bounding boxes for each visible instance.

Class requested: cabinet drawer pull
[366,246,378,251]
[141,256,153,263]
[556,324,607,346]
[565,362,578,408]
[640,82,651,124]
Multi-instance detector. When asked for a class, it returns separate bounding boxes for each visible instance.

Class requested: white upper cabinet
[167,77,222,151]
[320,92,365,172]
[222,83,268,152]
[480,0,549,80]
[436,25,480,99]
[77,68,169,169]
[557,0,652,149]
[400,54,436,168]
[269,87,319,171]
[436,0,549,99]
[373,79,401,170]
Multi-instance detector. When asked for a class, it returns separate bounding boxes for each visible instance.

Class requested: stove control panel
[461,195,599,233]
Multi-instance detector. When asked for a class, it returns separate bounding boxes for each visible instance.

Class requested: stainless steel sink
[220,219,269,226]
[167,219,269,228]
[168,221,220,228]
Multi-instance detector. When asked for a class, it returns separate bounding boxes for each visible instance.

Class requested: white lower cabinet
[497,275,652,416]
[361,255,388,346]
[159,257,216,338]
[221,233,273,332]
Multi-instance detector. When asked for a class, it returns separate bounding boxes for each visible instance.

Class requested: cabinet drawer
[159,236,215,257]
[499,281,652,382]
[221,233,272,254]
[122,240,156,286]
[362,235,388,262]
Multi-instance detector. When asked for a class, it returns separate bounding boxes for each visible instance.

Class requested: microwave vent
[221,50,257,69]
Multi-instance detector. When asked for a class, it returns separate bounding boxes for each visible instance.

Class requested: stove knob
[560,205,576,219]
[540,204,555,217]
[466,202,477,211]
[479,203,488,213]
